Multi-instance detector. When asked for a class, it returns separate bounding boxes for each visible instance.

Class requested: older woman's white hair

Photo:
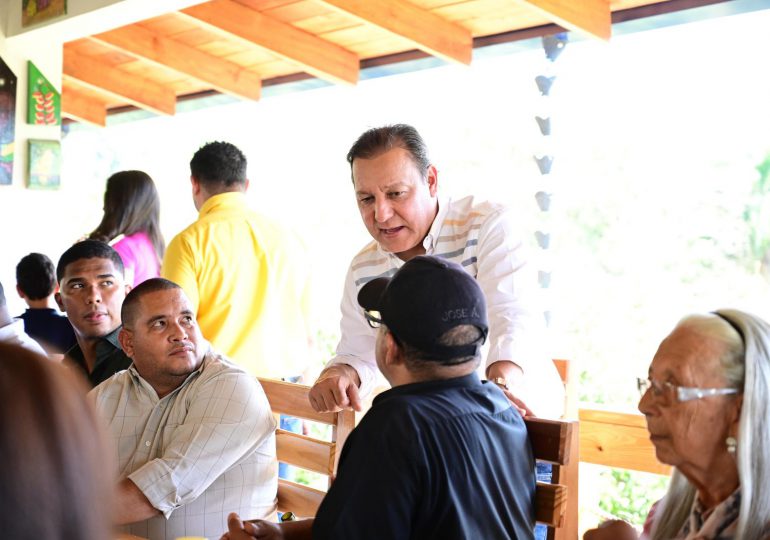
[650,308,770,539]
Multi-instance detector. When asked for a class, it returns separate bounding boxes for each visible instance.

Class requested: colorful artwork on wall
[22,0,67,27]
[0,57,17,186]
[27,139,61,189]
[27,62,60,125]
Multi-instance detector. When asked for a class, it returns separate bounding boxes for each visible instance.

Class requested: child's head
[16,253,57,302]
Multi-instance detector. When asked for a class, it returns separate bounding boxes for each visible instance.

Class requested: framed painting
[27,139,61,189]
[22,0,67,27]
[27,61,60,125]
[0,57,17,185]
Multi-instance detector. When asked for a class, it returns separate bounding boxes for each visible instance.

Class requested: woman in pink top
[88,170,165,287]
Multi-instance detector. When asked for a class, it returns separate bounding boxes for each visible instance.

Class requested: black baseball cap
[357,255,489,361]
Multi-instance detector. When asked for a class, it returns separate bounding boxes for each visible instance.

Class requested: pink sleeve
[111,237,142,288]
[111,238,135,271]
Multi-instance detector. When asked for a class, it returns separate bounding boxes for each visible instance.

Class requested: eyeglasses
[363,310,383,329]
[637,377,739,404]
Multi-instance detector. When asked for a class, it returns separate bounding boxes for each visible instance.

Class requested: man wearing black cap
[223,256,535,540]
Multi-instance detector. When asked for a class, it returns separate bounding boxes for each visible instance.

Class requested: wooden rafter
[514,0,611,40]
[180,0,359,86]
[90,25,262,101]
[52,0,695,125]
[63,49,176,115]
[61,85,107,126]
[317,0,472,65]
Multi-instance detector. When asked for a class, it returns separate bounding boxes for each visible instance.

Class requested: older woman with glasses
[585,309,770,540]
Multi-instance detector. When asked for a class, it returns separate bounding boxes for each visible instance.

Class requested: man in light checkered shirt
[91,278,278,540]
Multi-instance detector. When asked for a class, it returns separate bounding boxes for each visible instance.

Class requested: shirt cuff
[328,355,377,398]
[128,461,178,519]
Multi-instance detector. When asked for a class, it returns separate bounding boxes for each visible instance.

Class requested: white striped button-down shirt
[330,195,564,418]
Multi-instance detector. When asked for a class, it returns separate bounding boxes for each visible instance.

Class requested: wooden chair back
[541,358,579,540]
[526,417,577,531]
[258,377,355,518]
[260,362,579,535]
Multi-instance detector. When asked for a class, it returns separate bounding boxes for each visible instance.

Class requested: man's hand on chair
[220,513,314,540]
[486,360,535,418]
[308,364,362,412]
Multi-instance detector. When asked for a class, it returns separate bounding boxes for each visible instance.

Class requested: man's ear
[54,291,64,312]
[118,327,135,358]
[383,331,405,368]
[426,165,439,197]
[15,285,26,300]
[190,175,201,196]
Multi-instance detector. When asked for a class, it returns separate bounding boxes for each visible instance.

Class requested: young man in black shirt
[56,240,132,386]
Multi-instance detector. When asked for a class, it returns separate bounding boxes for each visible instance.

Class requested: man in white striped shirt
[91,278,277,540]
[308,124,564,418]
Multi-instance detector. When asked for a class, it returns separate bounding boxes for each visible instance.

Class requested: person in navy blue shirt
[15,253,76,355]
[222,256,535,540]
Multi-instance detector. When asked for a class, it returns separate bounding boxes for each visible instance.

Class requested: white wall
[0,0,207,309]
[0,0,62,190]
[0,0,208,187]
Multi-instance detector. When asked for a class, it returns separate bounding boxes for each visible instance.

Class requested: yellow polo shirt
[162,192,312,378]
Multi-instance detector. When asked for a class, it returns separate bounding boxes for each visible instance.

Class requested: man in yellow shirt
[161,141,312,381]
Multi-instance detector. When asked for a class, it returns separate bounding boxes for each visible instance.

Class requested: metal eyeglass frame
[363,310,383,329]
[637,377,739,403]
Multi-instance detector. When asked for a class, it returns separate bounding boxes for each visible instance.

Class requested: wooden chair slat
[525,417,574,465]
[534,482,568,527]
[275,478,326,519]
[275,429,336,475]
[258,378,339,425]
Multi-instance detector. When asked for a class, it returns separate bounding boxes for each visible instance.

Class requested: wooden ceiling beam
[61,85,107,127]
[180,0,359,86]
[514,0,611,40]
[63,49,176,115]
[316,0,472,65]
[90,25,262,101]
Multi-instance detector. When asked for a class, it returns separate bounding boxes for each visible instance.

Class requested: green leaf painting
[27,61,60,126]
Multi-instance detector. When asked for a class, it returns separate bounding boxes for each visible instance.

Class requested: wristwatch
[492,377,509,390]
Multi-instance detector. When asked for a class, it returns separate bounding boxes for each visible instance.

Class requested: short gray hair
[400,324,483,371]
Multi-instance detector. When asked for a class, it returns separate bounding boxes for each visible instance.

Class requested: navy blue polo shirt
[18,308,77,354]
[313,373,535,540]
